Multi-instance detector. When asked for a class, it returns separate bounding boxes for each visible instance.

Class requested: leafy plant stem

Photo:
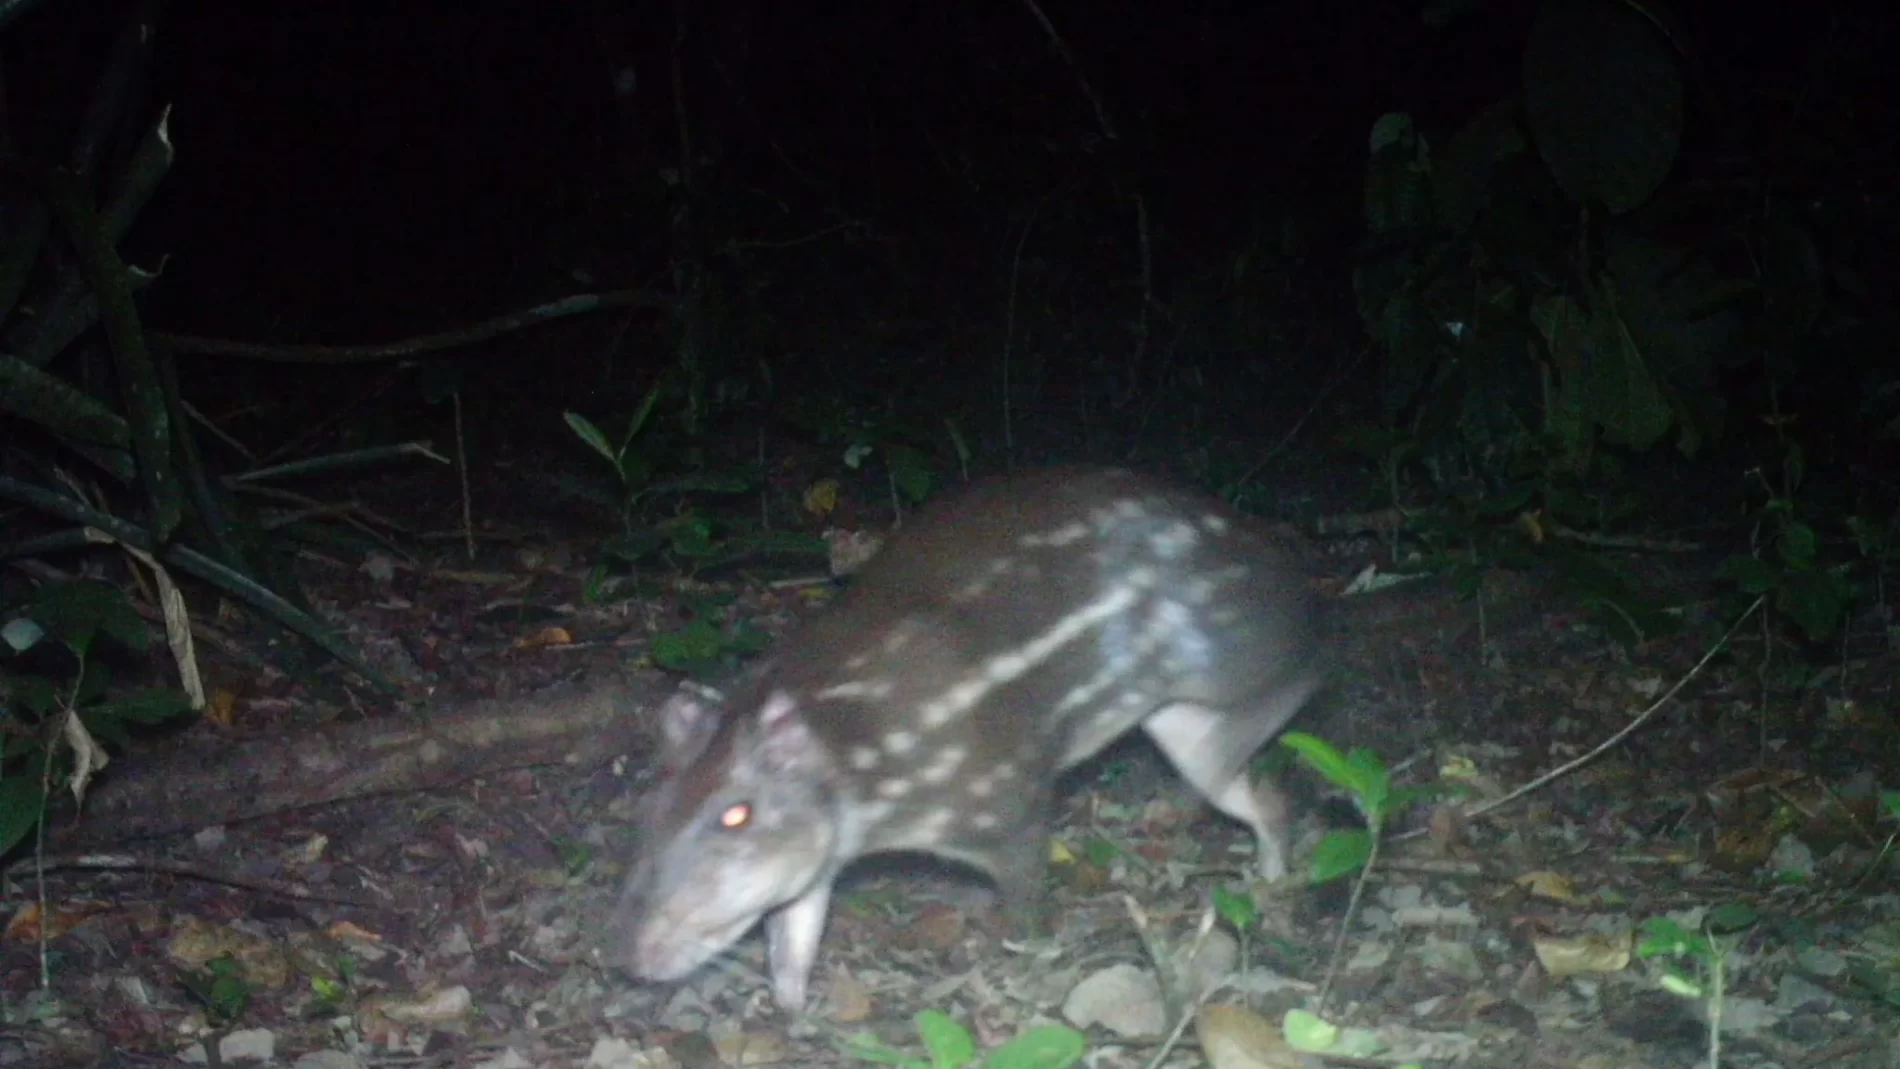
[1138,903,1221,1069]
[33,653,86,991]
[1315,821,1382,1016]
[1704,935,1726,1069]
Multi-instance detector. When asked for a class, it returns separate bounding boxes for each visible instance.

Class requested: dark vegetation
[0,0,1897,1059]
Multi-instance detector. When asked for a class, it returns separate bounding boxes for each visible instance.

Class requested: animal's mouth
[623,906,760,981]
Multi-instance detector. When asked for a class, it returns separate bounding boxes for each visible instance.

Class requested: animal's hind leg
[1141,703,1292,880]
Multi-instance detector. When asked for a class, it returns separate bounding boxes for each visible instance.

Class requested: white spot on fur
[1149,520,1199,558]
[970,812,1000,830]
[1019,521,1090,548]
[883,730,918,756]
[876,778,914,799]
[820,680,891,701]
[917,744,967,784]
[1201,513,1229,534]
[849,746,882,770]
[882,627,916,654]
[952,557,1016,602]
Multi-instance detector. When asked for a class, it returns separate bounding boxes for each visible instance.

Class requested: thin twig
[1458,596,1765,824]
[152,290,672,366]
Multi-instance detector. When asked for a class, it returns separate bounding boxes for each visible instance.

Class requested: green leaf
[1845,515,1887,557]
[645,472,756,498]
[650,618,728,676]
[665,515,720,559]
[564,412,618,465]
[0,774,50,858]
[619,382,664,454]
[601,529,668,564]
[1658,970,1703,999]
[726,619,772,655]
[1783,444,1805,495]
[1774,567,1852,642]
[887,446,935,505]
[7,675,62,718]
[1723,555,1776,595]
[28,580,149,658]
[1585,298,1673,450]
[1344,748,1392,814]
[1212,885,1260,931]
[0,356,133,450]
[1309,830,1373,883]
[728,529,831,560]
[88,687,195,726]
[1777,520,1818,570]
[1082,837,1123,868]
[1705,903,1759,934]
[1637,917,1706,959]
[915,1010,977,1069]
[984,1026,1086,1069]
[1280,732,1354,788]
[1283,1009,1341,1053]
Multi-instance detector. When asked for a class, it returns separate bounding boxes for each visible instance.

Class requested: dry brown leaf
[1196,1004,1303,1069]
[1531,931,1631,976]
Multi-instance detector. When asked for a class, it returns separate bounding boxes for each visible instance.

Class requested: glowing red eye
[718,803,754,830]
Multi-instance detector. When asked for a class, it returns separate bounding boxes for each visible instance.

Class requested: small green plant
[841,1009,1086,1069]
[565,382,666,517]
[1279,733,1429,884]
[1638,905,1761,1069]
[647,598,772,680]
[179,955,253,1026]
[554,838,594,878]
[308,951,361,1016]
[1725,441,1856,644]
[1279,733,1437,1013]
[564,385,753,536]
[781,395,951,509]
[1,580,195,858]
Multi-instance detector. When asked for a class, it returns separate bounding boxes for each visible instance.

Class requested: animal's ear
[753,691,828,775]
[656,689,722,768]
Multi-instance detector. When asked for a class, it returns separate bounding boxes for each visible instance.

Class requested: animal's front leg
[764,879,836,1012]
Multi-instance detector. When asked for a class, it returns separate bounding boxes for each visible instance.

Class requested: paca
[612,466,1323,1011]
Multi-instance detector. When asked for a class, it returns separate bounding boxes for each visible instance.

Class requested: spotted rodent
[612,466,1324,1011]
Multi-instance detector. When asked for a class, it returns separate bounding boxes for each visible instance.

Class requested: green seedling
[1638,905,1760,1069]
[179,955,253,1026]
[555,838,594,878]
[308,950,362,1016]
[565,389,753,536]
[648,603,771,680]
[1278,732,1436,1014]
[1279,732,1430,884]
[1725,443,1856,644]
[2,583,196,857]
[565,384,664,518]
[1211,885,1259,932]
[841,1009,1085,1069]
